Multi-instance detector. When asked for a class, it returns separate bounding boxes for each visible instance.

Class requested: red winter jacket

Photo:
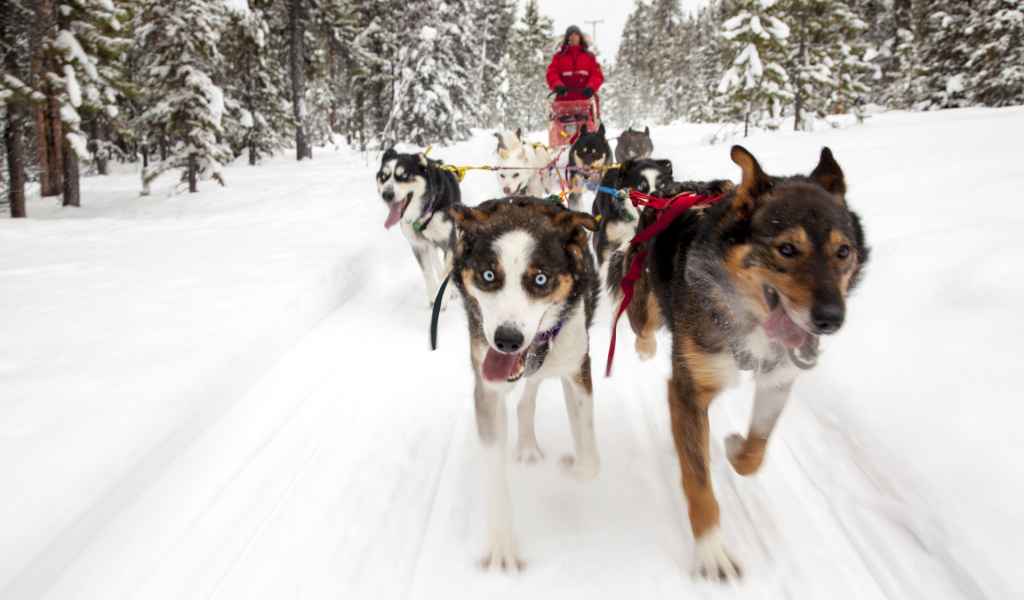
[546,45,604,101]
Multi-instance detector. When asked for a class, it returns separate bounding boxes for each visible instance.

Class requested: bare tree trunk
[188,153,198,192]
[30,0,62,196]
[289,0,312,160]
[92,118,108,175]
[794,34,806,132]
[249,138,256,165]
[5,114,27,218]
[62,141,80,206]
[142,144,149,168]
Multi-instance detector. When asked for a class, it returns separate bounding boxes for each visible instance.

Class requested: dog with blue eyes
[377,149,461,310]
[448,196,601,571]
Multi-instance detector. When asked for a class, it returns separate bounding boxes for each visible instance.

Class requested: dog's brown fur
[621,146,868,580]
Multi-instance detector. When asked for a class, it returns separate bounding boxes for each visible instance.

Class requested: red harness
[605,190,724,377]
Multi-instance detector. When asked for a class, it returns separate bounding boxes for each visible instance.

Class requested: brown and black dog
[618,146,868,580]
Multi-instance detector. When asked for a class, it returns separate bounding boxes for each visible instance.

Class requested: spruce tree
[605,1,655,127]
[474,0,516,128]
[499,0,555,132]
[716,0,794,134]
[382,0,476,146]
[912,0,972,108]
[784,0,871,129]
[137,0,232,193]
[220,6,294,165]
[964,0,1024,107]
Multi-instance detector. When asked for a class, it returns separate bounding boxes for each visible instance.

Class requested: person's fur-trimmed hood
[554,31,596,54]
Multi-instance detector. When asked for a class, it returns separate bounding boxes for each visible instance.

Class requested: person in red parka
[547,25,604,104]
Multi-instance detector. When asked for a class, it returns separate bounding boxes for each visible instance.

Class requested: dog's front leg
[669,343,741,581]
[559,356,600,482]
[726,370,796,476]
[411,244,439,307]
[475,377,522,570]
[514,377,545,464]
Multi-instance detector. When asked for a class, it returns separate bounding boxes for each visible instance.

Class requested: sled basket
[547,98,598,148]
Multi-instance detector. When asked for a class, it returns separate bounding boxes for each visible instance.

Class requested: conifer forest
[2,0,1022,216]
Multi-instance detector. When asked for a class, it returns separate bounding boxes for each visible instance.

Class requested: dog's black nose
[811,303,845,334]
[382,190,394,202]
[494,326,524,353]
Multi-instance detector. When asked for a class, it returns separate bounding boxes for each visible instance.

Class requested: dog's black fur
[566,123,613,211]
[592,158,673,270]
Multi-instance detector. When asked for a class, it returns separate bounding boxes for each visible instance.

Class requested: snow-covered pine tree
[220,6,294,165]
[680,0,729,123]
[384,0,476,146]
[1,0,35,216]
[848,0,894,103]
[473,0,516,128]
[497,0,555,132]
[605,1,655,127]
[912,0,972,108]
[649,0,687,124]
[715,0,793,134]
[783,0,871,130]
[964,0,1024,107]
[137,0,231,193]
[343,0,400,150]
[52,0,132,203]
[883,0,923,110]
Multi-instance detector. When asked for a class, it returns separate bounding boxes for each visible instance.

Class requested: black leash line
[430,274,451,351]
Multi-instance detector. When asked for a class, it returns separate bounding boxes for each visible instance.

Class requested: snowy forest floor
[1,107,1022,600]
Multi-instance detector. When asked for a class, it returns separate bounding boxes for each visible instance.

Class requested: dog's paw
[481,532,523,572]
[559,454,600,482]
[725,433,766,476]
[635,336,657,361]
[514,441,545,464]
[692,526,741,582]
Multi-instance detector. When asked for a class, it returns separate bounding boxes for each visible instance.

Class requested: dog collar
[413,193,436,230]
[534,318,566,344]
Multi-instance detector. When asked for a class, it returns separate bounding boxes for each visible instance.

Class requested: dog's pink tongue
[764,303,807,348]
[384,203,402,229]
[482,348,518,382]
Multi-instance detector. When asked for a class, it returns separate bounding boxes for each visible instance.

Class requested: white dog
[494,129,555,198]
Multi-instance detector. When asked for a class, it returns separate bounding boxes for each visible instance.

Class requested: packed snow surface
[1,107,1022,600]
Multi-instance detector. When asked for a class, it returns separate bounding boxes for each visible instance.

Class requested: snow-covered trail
[2,108,1022,599]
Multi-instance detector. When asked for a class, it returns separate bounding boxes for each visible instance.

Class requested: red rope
[605,190,724,377]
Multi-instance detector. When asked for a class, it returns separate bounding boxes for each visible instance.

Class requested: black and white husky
[377,149,460,309]
[448,196,601,570]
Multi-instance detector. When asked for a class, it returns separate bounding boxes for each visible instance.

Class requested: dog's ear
[449,204,485,231]
[732,144,772,200]
[644,126,650,136]
[598,123,606,137]
[580,124,589,135]
[809,147,847,201]
[515,128,522,141]
[382,148,397,162]
[655,159,673,178]
[417,153,428,168]
[553,210,599,261]
[494,132,506,150]
[515,147,526,159]
[498,148,510,160]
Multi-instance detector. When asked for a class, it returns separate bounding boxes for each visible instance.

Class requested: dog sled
[547,90,599,148]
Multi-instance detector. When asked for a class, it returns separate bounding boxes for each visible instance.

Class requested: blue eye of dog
[482,270,495,282]
[397,173,408,182]
[779,243,798,257]
[658,182,665,189]
[837,245,851,259]
[534,273,548,286]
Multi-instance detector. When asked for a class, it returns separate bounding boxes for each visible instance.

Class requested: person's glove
[583,87,594,98]
[554,85,567,96]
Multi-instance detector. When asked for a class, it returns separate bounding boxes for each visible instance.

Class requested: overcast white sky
[538,0,710,62]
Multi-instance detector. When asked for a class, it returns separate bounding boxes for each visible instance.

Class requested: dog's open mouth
[481,346,529,382]
[763,286,808,349]
[383,193,413,229]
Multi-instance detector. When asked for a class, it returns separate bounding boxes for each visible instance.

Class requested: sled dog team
[375,130,869,582]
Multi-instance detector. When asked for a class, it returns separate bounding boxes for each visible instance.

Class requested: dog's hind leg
[669,339,741,581]
[726,367,797,476]
[475,378,522,570]
[621,246,659,361]
[559,355,600,482]
[514,377,545,464]
[411,245,440,307]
